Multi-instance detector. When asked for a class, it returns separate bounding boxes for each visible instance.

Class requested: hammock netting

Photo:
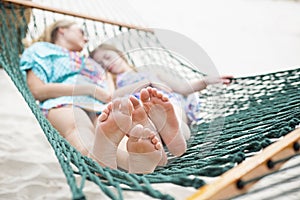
[1,1,300,199]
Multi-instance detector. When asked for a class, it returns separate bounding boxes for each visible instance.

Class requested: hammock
[1,1,300,199]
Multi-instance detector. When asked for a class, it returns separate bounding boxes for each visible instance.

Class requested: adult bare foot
[91,98,133,169]
[129,95,168,166]
[127,124,163,174]
[140,87,187,156]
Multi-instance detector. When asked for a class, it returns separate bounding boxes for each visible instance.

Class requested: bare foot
[140,87,187,156]
[127,124,163,174]
[129,95,168,166]
[91,98,133,169]
[129,95,153,129]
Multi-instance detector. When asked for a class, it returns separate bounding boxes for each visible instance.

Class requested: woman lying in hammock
[19,19,174,174]
[90,44,233,158]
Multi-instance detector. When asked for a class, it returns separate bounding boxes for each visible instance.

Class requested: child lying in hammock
[19,19,176,174]
[90,43,233,160]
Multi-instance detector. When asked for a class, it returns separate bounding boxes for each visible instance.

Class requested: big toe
[128,124,144,138]
[110,98,133,133]
[112,97,133,116]
[140,88,150,102]
[130,95,141,109]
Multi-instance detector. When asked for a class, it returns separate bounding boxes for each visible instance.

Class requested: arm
[106,72,115,94]
[27,70,111,103]
[156,71,233,96]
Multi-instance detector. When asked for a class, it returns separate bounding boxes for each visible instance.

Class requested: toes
[129,125,159,144]
[152,88,158,96]
[161,95,168,101]
[151,137,158,144]
[149,134,162,150]
[157,92,169,102]
[142,128,152,138]
[156,91,163,99]
[121,98,133,115]
[149,133,160,145]
[112,98,121,111]
[128,124,143,138]
[98,112,108,122]
[147,87,156,96]
[144,87,169,102]
[98,102,112,122]
[113,97,133,116]
[140,88,150,102]
[129,95,141,109]
[107,102,113,111]
[152,88,169,102]
[102,107,109,115]
[155,143,162,150]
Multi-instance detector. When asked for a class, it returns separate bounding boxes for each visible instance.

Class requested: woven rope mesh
[1,1,300,199]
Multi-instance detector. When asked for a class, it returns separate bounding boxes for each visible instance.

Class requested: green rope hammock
[1,1,300,200]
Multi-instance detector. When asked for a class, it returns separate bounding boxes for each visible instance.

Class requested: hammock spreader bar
[188,128,300,200]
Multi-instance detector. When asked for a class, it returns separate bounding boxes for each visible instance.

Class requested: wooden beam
[187,128,300,200]
[2,0,153,32]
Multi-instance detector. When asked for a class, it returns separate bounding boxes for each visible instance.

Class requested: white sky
[127,0,300,77]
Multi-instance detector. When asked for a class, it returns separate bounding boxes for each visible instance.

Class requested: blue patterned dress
[20,42,109,114]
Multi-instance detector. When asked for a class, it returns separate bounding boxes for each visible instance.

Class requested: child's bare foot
[140,87,187,156]
[129,95,153,129]
[91,98,133,169]
[129,95,168,166]
[127,124,163,174]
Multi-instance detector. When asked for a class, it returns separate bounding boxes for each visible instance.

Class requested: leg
[126,124,163,174]
[140,87,187,156]
[47,105,95,156]
[116,137,130,170]
[171,104,191,141]
[166,93,191,140]
[92,98,133,169]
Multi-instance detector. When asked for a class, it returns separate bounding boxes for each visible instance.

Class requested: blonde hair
[90,43,137,87]
[31,19,77,45]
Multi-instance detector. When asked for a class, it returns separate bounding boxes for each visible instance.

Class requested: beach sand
[1,0,300,199]
[0,71,74,200]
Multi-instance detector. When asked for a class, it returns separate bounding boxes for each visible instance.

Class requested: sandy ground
[1,0,300,199]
